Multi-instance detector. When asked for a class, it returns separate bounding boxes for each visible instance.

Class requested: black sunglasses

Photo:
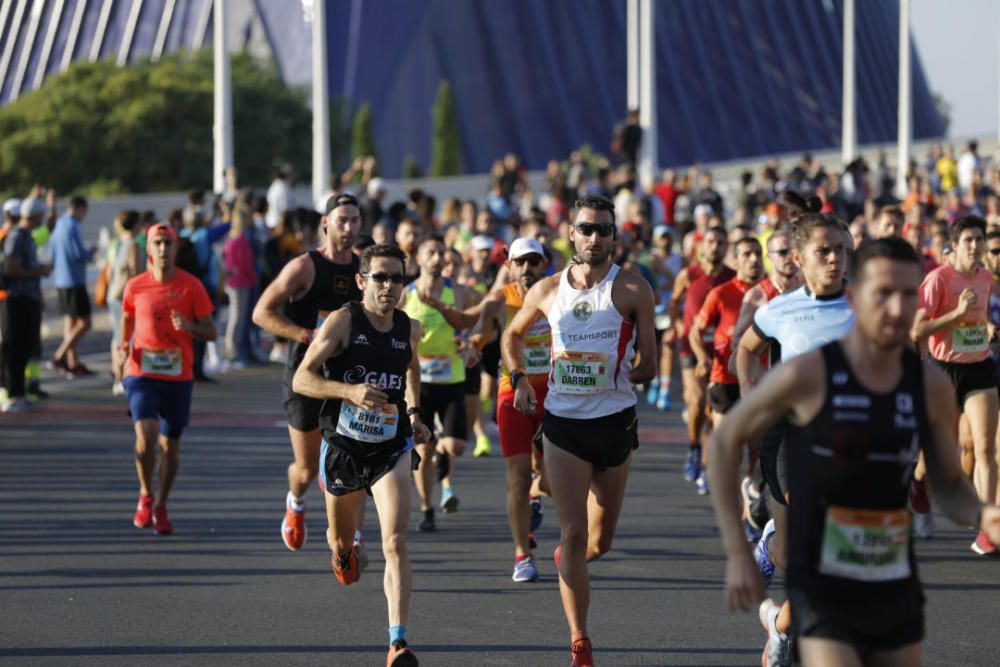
[769,248,791,257]
[364,272,407,285]
[989,248,1000,256]
[574,223,615,238]
[511,255,543,267]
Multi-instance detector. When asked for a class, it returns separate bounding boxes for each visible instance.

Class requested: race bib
[818,506,911,582]
[419,355,452,383]
[654,313,672,330]
[553,351,609,394]
[953,323,988,353]
[140,348,182,376]
[336,403,399,444]
[524,344,551,375]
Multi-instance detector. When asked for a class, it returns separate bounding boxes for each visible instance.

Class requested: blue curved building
[0,0,943,177]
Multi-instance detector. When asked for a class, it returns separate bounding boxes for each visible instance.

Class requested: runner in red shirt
[114,223,216,535]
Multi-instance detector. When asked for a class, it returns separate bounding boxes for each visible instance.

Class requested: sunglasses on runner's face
[989,248,1000,256]
[769,248,791,257]
[364,272,407,285]
[512,255,543,267]
[574,223,615,237]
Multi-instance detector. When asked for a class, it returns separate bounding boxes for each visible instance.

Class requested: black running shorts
[481,339,501,378]
[542,406,639,470]
[463,362,482,396]
[57,286,91,318]
[934,357,998,408]
[282,379,322,432]
[759,422,788,506]
[421,382,467,439]
[321,438,421,497]
[707,382,740,414]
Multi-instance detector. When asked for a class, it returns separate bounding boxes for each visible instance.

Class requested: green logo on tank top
[572,300,593,322]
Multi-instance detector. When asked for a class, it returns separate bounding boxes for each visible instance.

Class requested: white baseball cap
[3,198,21,217]
[20,196,46,218]
[471,235,495,252]
[508,237,545,260]
[367,177,386,196]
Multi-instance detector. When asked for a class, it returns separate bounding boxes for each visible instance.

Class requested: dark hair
[141,210,156,224]
[186,190,204,206]
[360,243,407,275]
[848,237,920,284]
[704,226,727,242]
[408,189,425,206]
[735,236,762,252]
[783,192,821,223]
[879,205,904,221]
[352,235,376,252]
[324,193,359,215]
[417,232,446,253]
[950,215,987,243]
[70,195,88,210]
[116,209,140,232]
[573,195,616,224]
[167,208,184,225]
[251,196,268,216]
[789,212,844,250]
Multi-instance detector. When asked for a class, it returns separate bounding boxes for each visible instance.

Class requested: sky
[911,0,999,139]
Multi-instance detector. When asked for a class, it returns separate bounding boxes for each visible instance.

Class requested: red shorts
[497,379,548,458]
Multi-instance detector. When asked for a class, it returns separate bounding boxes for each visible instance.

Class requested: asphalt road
[2,357,999,666]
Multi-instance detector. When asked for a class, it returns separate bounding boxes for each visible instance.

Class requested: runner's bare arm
[728,290,763,378]
[406,320,431,443]
[468,291,505,351]
[708,353,822,611]
[418,283,480,330]
[502,275,556,374]
[292,308,387,409]
[922,360,997,536]
[621,271,657,384]
[176,313,217,342]
[251,254,316,341]
[910,289,976,340]
[669,268,689,336]
[688,313,711,377]
[736,325,770,391]
[114,310,135,379]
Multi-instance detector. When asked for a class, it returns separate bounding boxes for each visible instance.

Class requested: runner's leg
[287,426,322,497]
[797,638,864,667]
[506,454,533,557]
[134,419,159,497]
[963,389,999,502]
[585,455,632,560]
[325,488,365,557]
[413,442,435,512]
[155,436,180,507]
[371,455,414,628]
[870,643,922,667]
[544,437,594,636]
[959,413,975,479]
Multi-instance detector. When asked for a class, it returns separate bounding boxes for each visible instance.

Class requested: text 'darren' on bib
[553,350,610,394]
[418,355,452,383]
[819,506,911,582]
[140,348,182,376]
[336,403,399,444]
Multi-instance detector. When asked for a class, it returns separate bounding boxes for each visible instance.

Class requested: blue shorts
[124,376,194,439]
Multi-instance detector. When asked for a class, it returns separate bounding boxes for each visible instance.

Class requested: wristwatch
[509,369,526,389]
[406,406,423,418]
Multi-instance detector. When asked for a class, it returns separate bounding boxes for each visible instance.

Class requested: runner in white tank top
[501,196,656,666]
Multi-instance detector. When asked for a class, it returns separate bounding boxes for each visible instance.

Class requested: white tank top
[545,263,637,418]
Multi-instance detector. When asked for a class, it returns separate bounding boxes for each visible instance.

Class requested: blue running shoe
[529,496,543,532]
[646,379,659,405]
[656,389,671,411]
[743,518,762,543]
[512,556,539,582]
[754,519,776,588]
[696,471,710,495]
[683,447,702,482]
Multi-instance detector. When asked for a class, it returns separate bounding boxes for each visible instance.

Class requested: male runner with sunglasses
[253,194,362,552]
[293,243,430,666]
[469,237,552,582]
[503,196,656,667]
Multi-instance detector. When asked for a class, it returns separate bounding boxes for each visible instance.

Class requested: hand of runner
[170,310,190,332]
[460,341,481,367]
[411,418,432,444]
[417,290,444,311]
[113,346,128,381]
[724,549,764,612]
[695,358,710,379]
[981,505,1000,547]
[954,288,977,317]
[513,380,537,414]
[352,383,388,411]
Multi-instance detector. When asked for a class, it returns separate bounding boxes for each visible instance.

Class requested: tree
[430,80,462,177]
[351,102,378,165]
[403,155,423,180]
[0,51,311,197]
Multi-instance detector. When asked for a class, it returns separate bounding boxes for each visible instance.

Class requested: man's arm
[418,284,480,330]
[668,267,690,337]
[501,277,553,375]
[622,271,657,385]
[910,297,971,341]
[114,310,136,381]
[688,299,714,379]
[736,324,771,391]
[177,313,217,342]
[252,254,315,342]
[468,291,506,352]
[406,319,431,443]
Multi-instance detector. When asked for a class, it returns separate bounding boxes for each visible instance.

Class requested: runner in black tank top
[292,244,430,667]
[251,194,362,553]
[709,238,1000,667]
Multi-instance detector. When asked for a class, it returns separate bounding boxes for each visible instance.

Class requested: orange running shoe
[133,495,153,528]
[332,547,360,585]
[152,506,173,535]
[571,637,594,667]
[281,507,307,551]
[386,639,418,666]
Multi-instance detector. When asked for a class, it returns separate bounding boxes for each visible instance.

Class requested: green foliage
[429,80,461,177]
[403,154,423,180]
[350,102,378,165]
[0,51,311,198]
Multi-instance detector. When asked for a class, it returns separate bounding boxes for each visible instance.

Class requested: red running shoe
[554,545,562,571]
[386,639,418,666]
[281,507,307,551]
[909,479,930,514]
[971,531,998,556]
[133,495,153,528]
[152,506,173,535]
[333,547,360,585]
[571,637,594,667]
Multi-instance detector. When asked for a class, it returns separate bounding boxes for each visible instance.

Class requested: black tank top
[284,251,362,378]
[786,342,928,598]
[318,302,413,449]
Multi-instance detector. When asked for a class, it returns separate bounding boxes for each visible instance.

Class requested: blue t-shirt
[49,214,94,288]
[752,285,855,362]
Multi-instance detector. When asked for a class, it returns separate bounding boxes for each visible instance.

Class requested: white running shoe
[759,598,791,667]
[913,512,935,539]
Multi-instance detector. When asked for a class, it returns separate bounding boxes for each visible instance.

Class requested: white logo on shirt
[354,334,369,345]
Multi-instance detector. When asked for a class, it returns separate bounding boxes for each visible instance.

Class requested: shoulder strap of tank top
[819,340,845,377]
[605,263,621,285]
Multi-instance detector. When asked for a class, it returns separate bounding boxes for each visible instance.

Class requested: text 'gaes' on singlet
[785,342,927,595]
[498,282,552,392]
[319,302,413,448]
[752,284,855,362]
[284,251,362,380]
[402,280,466,384]
[545,264,636,418]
